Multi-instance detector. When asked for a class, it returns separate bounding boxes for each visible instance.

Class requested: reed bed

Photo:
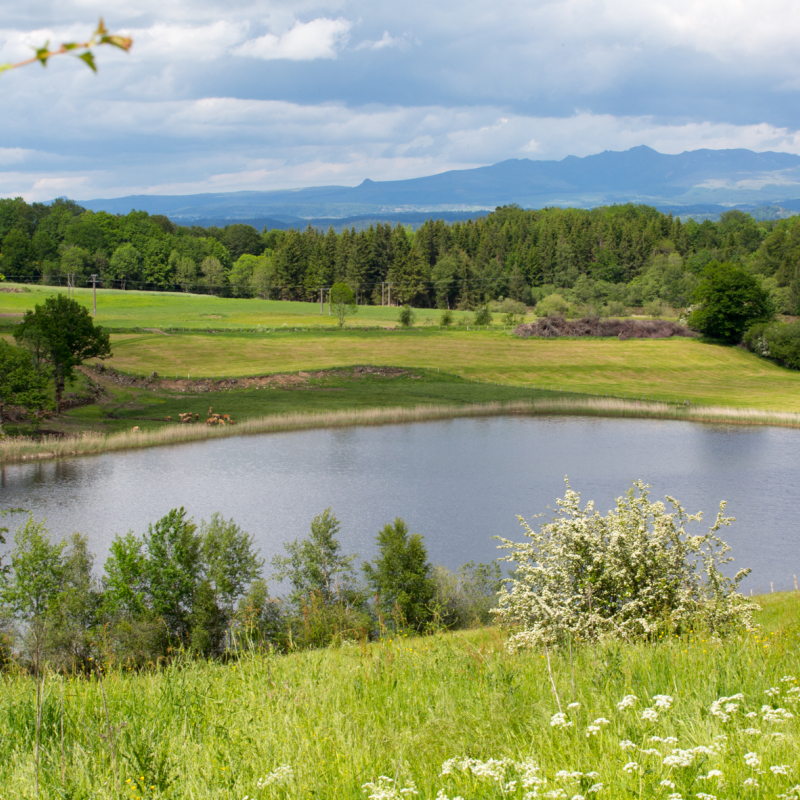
[3,397,800,466]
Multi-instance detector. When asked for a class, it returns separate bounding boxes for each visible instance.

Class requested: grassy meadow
[0,593,798,800]
[0,284,481,330]
[100,329,800,411]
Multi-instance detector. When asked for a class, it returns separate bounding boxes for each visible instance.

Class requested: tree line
[0,507,501,673]
[3,196,800,314]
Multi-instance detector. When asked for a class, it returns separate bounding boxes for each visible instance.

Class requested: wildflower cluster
[353,679,797,800]
[494,479,756,648]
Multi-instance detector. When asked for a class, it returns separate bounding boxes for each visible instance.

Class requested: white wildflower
[505,781,518,793]
[695,794,717,800]
[362,776,419,799]
[762,705,794,723]
[592,718,610,726]
[744,752,761,768]
[709,693,743,722]
[544,791,567,799]
[660,780,676,789]
[667,794,683,800]
[587,784,603,794]
[771,765,790,776]
[765,687,781,698]
[586,725,600,737]
[642,707,659,722]
[743,777,759,788]
[619,740,636,751]
[436,791,464,800]
[744,728,760,736]
[651,736,679,745]
[780,675,797,683]
[570,795,585,800]
[640,748,661,756]
[622,762,639,774]
[567,702,581,710]
[551,712,574,729]
[653,695,674,710]
[745,711,758,719]
[691,746,716,757]
[256,765,294,789]
[663,750,694,768]
[617,694,638,711]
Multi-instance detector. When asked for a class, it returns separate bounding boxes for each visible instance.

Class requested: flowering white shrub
[494,479,756,648]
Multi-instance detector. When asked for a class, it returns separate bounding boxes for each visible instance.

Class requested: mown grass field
[98,329,800,411]
[0,284,480,329]
[1,593,798,800]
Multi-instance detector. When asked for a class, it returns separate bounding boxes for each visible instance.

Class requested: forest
[2,196,800,315]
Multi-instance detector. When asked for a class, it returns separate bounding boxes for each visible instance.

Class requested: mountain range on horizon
[79,146,800,226]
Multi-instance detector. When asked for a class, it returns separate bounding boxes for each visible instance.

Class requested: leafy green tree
[330,282,357,328]
[44,533,101,671]
[189,578,226,657]
[688,262,774,343]
[0,228,35,278]
[0,516,66,671]
[249,253,279,299]
[14,294,112,412]
[201,513,263,626]
[271,509,358,607]
[59,244,92,279]
[222,224,264,261]
[102,531,149,620]
[200,256,225,294]
[0,341,50,433]
[108,243,143,288]
[363,518,435,631]
[143,508,203,643]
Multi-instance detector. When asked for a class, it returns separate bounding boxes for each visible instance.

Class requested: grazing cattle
[132,426,140,432]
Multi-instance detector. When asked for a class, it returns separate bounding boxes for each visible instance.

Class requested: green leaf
[78,51,97,72]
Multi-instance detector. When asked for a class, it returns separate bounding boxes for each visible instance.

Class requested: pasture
[0,284,479,329]
[99,329,800,411]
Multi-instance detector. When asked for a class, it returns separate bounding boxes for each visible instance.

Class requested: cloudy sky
[3,0,800,201]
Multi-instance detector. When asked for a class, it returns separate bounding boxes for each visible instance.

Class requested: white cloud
[234,18,351,61]
[355,31,406,51]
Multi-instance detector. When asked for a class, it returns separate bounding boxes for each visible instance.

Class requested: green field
[5,285,800,444]
[0,594,797,800]
[0,284,484,329]
[97,329,800,411]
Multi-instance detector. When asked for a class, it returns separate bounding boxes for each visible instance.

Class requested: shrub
[535,294,570,317]
[472,306,493,326]
[432,561,503,629]
[494,479,756,649]
[439,308,454,327]
[605,300,627,317]
[743,320,800,369]
[643,299,663,318]
[398,305,415,328]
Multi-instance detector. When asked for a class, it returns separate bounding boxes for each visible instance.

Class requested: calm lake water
[1,416,798,591]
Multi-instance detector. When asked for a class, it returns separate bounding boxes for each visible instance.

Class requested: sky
[3,0,800,201]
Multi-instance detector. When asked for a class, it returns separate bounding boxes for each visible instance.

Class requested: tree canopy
[13,294,112,412]
[688,261,774,343]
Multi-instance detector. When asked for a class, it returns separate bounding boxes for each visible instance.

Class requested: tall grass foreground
[0,608,798,798]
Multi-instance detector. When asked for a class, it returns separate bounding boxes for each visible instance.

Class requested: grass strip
[5,396,800,466]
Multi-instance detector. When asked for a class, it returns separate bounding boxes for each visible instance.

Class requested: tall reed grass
[3,397,800,465]
[0,593,797,799]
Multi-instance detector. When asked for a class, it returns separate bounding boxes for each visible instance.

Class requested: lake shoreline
[3,396,800,466]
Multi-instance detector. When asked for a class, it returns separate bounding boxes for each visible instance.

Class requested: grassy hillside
[1,594,798,799]
[99,329,800,411]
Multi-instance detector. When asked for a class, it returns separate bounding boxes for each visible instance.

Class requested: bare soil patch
[514,315,694,340]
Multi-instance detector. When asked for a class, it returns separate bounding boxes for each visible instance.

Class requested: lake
[1,415,798,591]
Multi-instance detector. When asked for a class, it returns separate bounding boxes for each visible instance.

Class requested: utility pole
[91,274,98,317]
[387,282,391,307]
[320,287,324,315]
